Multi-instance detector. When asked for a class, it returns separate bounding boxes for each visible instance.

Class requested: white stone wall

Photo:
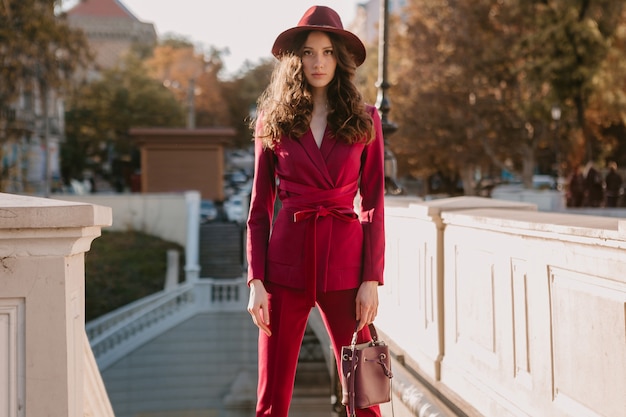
[52,192,193,248]
[377,196,626,417]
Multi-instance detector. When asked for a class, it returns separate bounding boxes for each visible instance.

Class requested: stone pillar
[184,190,201,282]
[0,193,111,417]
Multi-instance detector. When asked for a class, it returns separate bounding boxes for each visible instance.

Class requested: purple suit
[247,104,385,417]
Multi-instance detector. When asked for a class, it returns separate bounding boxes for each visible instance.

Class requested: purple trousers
[255,282,381,417]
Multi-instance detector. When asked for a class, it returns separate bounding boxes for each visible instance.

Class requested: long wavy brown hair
[252,31,374,149]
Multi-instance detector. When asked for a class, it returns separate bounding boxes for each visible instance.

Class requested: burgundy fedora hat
[271,5,366,66]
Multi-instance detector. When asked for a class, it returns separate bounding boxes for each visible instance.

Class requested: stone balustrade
[0,193,112,417]
[378,196,626,417]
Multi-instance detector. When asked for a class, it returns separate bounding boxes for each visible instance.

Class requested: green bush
[84,230,185,322]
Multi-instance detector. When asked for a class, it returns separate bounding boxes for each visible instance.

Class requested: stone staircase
[199,222,245,278]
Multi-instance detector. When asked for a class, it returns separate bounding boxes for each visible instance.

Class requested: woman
[246,5,385,417]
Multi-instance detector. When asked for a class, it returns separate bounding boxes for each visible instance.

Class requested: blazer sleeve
[359,106,386,284]
[246,119,277,286]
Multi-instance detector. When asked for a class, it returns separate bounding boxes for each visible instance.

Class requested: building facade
[66,0,157,73]
[0,0,156,195]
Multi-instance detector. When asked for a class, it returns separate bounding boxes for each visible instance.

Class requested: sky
[83,0,361,77]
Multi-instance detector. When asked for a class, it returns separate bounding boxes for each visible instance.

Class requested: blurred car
[223,194,247,223]
[200,199,219,223]
[495,175,557,191]
[228,150,254,171]
[238,180,252,196]
[532,174,557,190]
[228,170,248,185]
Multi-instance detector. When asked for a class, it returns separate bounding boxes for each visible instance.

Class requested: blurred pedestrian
[604,161,623,207]
[566,166,584,208]
[583,161,604,207]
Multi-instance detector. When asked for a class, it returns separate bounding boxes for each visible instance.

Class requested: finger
[255,308,272,337]
[356,312,366,331]
[258,321,272,337]
[360,307,377,327]
[251,311,271,337]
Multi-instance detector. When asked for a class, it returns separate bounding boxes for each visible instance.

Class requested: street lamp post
[187,78,196,129]
[376,0,402,195]
[551,104,561,183]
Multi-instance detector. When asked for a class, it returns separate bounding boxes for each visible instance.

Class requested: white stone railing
[88,277,248,370]
[86,282,191,341]
[377,196,626,417]
[0,192,113,417]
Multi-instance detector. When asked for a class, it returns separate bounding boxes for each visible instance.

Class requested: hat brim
[272,26,366,67]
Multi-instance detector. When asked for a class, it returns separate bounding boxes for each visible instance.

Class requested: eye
[324,49,334,55]
[302,49,312,56]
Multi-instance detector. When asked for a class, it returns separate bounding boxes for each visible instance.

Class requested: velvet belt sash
[280,179,359,306]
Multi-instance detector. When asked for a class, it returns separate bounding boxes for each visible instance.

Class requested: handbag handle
[351,321,380,348]
[349,342,357,417]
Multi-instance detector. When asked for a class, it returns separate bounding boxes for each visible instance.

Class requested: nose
[314,55,324,69]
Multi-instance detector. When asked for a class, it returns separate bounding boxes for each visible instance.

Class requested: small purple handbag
[341,323,393,416]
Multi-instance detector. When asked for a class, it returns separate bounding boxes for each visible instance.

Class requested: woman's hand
[355,281,379,331]
[247,279,272,337]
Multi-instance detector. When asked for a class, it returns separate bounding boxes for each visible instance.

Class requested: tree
[387,0,625,194]
[220,58,275,148]
[145,37,230,129]
[0,0,90,192]
[391,0,521,194]
[519,0,625,164]
[587,7,626,168]
[0,0,90,131]
[63,54,185,189]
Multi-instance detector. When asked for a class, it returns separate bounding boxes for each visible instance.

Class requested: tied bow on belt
[280,179,359,306]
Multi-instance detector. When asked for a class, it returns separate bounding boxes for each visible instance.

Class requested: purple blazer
[246,105,385,298]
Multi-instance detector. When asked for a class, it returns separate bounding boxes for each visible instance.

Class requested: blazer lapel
[319,129,339,162]
[301,128,334,186]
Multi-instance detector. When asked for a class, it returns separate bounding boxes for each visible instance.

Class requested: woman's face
[301,31,337,91]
